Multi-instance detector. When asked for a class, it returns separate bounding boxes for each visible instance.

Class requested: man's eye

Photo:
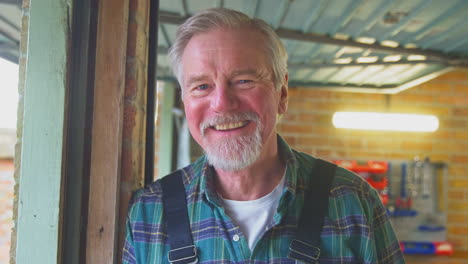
[196,84,209,90]
[238,80,252,84]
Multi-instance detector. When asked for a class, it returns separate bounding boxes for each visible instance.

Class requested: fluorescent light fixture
[383,55,402,62]
[356,56,379,63]
[408,55,427,61]
[334,57,353,64]
[334,33,350,40]
[356,37,376,44]
[332,112,439,132]
[381,40,399,48]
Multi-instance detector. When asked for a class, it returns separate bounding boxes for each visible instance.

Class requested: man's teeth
[214,121,246,131]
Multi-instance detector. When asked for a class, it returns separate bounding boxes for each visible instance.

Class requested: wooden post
[85,0,129,262]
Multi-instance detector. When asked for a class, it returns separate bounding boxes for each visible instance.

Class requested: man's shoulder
[291,149,377,200]
[129,159,204,207]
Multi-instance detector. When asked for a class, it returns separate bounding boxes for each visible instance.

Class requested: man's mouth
[213,121,249,131]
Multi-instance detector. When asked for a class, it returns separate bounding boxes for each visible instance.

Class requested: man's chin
[204,137,261,172]
[206,153,253,172]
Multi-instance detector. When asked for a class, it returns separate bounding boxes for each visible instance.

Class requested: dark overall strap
[288,159,337,263]
[161,171,198,264]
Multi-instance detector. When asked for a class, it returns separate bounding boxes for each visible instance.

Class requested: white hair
[168,8,288,90]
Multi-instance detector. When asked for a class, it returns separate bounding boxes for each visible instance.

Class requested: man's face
[181,28,287,171]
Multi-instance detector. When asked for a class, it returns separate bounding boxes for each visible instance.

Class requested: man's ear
[278,73,288,115]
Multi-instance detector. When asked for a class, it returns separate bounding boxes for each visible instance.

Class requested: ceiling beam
[0,51,18,63]
[275,28,465,65]
[0,13,20,31]
[288,60,447,69]
[0,0,21,6]
[0,42,17,51]
[158,11,468,67]
[0,28,19,44]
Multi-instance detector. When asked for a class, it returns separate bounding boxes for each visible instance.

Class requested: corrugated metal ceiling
[1,0,467,93]
[0,0,20,64]
[157,0,468,93]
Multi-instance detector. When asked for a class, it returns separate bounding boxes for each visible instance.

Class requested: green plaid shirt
[123,136,405,263]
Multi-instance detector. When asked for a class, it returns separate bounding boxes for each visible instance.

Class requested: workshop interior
[1,0,468,263]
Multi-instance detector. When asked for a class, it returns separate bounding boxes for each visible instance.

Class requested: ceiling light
[408,55,427,61]
[383,55,402,62]
[334,58,353,64]
[332,112,439,132]
[404,43,418,48]
[381,40,399,48]
[334,33,350,40]
[356,37,376,44]
[356,56,379,63]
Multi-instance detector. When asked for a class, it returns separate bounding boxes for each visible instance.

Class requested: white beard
[200,112,262,171]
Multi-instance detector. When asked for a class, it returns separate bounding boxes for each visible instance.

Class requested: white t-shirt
[221,175,286,251]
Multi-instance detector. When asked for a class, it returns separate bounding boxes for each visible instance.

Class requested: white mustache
[199,112,260,136]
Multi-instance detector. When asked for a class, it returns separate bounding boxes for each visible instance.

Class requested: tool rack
[334,158,453,256]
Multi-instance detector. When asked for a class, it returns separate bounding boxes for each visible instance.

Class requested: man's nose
[211,84,239,113]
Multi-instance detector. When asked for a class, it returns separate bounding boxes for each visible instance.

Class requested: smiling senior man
[123,8,404,264]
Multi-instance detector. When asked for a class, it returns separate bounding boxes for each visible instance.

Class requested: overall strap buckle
[288,239,321,263]
[168,245,198,264]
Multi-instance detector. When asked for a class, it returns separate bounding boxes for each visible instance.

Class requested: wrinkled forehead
[180,27,271,77]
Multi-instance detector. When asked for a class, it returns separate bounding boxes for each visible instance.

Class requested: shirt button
[232,234,240,242]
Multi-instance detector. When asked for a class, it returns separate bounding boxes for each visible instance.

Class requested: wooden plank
[61,0,97,263]
[15,0,70,263]
[85,0,129,262]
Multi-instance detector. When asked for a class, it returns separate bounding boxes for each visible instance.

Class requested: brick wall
[278,70,468,262]
[118,0,150,259]
[0,159,14,264]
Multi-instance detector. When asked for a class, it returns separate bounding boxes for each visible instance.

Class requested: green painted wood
[16,0,71,263]
[158,81,175,178]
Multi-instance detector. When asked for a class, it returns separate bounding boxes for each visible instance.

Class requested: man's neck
[214,147,285,201]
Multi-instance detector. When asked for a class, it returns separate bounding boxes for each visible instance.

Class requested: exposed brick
[450,179,468,189]
[452,107,468,117]
[448,226,468,236]
[435,70,468,81]
[296,136,328,146]
[281,112,298,122]
[298,113,331,123]
[448,202,468,211]
[125,73,137,98]
[439,119,468,131]
[454,84,468,94]
[419,82,453,94]
[401,141,433,152]
[433,141,466,153]
[393,93,435,105]
[296,89,334,99]
[280,123,314,134]
[449,213,468,224]
[452,155,468,163]
[448,165,468,178]
[438,95,468,106]
[126,22,138,57]
[282,136,297,146]
[328,138,346,148]
[426,153,450,162]
[448,191,465,200]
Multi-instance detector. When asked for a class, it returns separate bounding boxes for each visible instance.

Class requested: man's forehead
[184,68,267,83]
